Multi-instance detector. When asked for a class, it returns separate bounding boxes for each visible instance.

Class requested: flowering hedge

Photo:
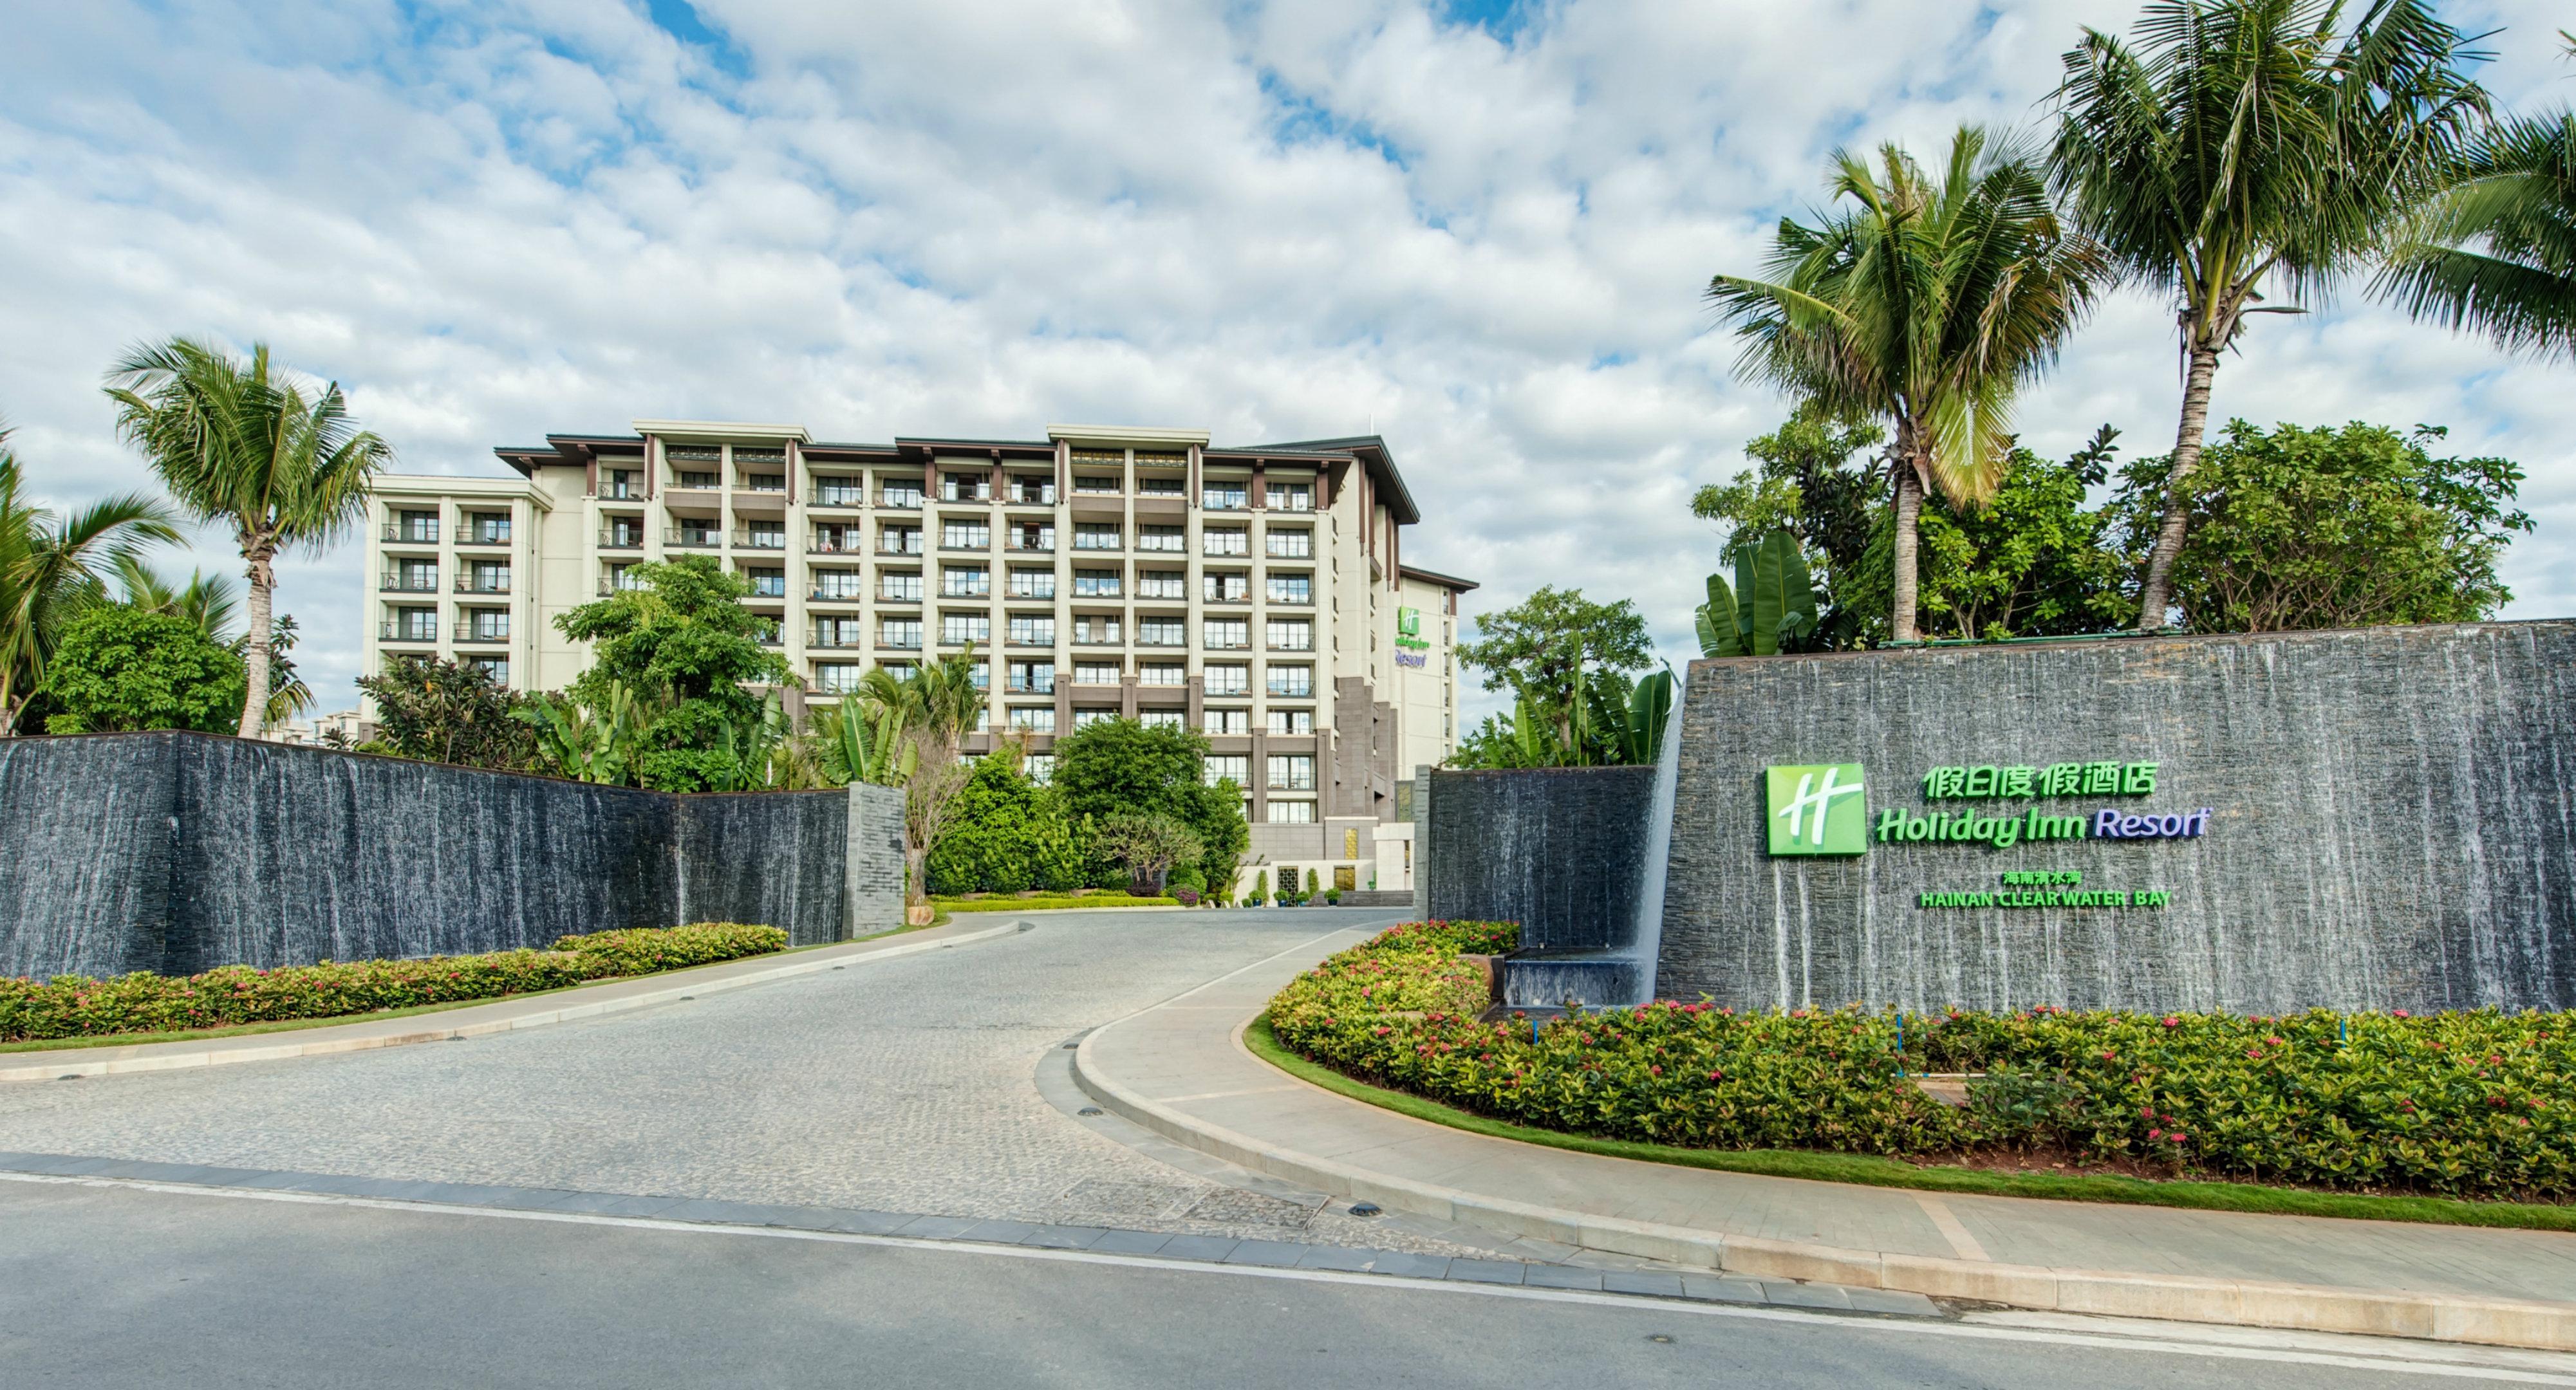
[1265,922,2576,1202]
[1,922,787,1044]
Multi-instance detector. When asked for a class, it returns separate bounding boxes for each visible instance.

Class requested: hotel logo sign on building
[1394,606,1431,669]
[1762,759,2215,857]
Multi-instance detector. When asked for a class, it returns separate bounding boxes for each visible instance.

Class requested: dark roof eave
[1231,435,1419,525]
[1399,564,1479,593]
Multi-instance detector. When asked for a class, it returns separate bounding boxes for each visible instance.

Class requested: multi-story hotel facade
[359,422,1472,893]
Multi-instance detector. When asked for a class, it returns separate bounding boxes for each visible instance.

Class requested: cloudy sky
[5,0,2570,724]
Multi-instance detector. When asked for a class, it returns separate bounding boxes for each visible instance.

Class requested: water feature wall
[0,732,904,980]
[1421,765,1658,1005]
[1655,622,2576,1015]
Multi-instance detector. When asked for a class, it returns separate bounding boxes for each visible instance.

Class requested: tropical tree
[357,654,538,770]
[1094,811,1204,896]
[2375,33,2576,364]
[0,425,183,736]
[859,647,988,910]
[104,338,393,736]
[35,606,245,735]
[1453,586,1654,748]
[554,555,795,790]
[1710,125,2107,643]
[2049,0,2490,631]
[810,692,915,787]
[519,681,657,785]
[110,556,239,640]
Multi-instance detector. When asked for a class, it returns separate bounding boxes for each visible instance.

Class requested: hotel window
[1265,575,1311,604]
[940,472,991,503]
[1074,662,1121,685]
[940,613,990,645]
[878,661,918,681]
[742,471,785,492]
[1007,475,1056,505]
[814,618,866,649]
[1023,755,1054,784]
[1267,665,1314,697]
[1007,615,1056,647]
[1201,481,1247,510]
[1007,660,1054,694]
[881,479,925,508]
[678,470,720,490]
[880,524,923,555]
[604,562,641,591]
[941,520,990,550]
[1266,529,1312,559]
[466,610,510,641]
[1264,482,1312,512]
[816,663,864,694]
[740,520,785,550]
[602,516,647,548]
[389,607,438,641]
[736,448,785,489]
[1202,619,1248,650]
[670,518,719,548]
[1267,709,1315,736]
[1204,755,1249,788]
[1137,475,1185,497]
[1204,709,1250,736]
[1006,521,1055,552]
[1073,707,1119,730]
[1138,524,1185,552]
[1201,527,1247,557]
[747,566,786,598]
[469,657,510,683]
[462,512,510,544]
[601,468,639,499]
[1139,663,1184,686]
[389,509,438,542]
[1139,710,1184,730]
[1074,523,1121,551]
[942,565,989,597]
[1137,570,1186,600]
[1074,474,1121,495]
[1072,615,1121,644]
[1009,707,1056,733]
[875,571,920,601]
[1267,800,1316,824]
[1007,567,1056,599]
[1204,664,1249,696]
[881,618,923,649]
[1137,618,1184,647]
[1073,568,1122,597]
[813,476,864,506]
[1202,572,1249,603]
[466,561,510,593]
[669,445,720,488]
[1266,619,1314,651]
[811,523,860,553]
[969,659,991,691]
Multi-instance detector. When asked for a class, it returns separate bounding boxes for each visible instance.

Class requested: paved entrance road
[0,909,1444,1249]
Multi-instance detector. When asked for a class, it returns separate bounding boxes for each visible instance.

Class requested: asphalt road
[5,1178,2547,1390]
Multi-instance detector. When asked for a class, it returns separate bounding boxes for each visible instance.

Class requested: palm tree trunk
[2136,342,2221,633]
[1890,462,1924,644]
[238,548,275,739]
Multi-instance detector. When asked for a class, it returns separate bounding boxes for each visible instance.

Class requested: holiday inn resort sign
[1765,759,2206,909]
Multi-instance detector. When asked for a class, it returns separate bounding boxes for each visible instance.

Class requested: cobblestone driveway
[0,910,1450,1249]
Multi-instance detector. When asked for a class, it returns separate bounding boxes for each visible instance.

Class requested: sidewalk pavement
[1073,927,2576,1353]
[0,918,1023,1084]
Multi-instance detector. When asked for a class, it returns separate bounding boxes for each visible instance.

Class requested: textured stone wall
[0,732,899,979]
[1655,622,2576,1015]
[1424,765,1656,951]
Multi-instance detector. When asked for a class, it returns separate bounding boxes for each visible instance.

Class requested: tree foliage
[1094,811,1204,896]
[552,557,795,792]
[926,758,1089,896]
[357,654,537,771]
[1049,716,1248,889]
[38,606,244,735]
[2378,98,2576,364]
[0,424,182,736]
[1453,585,1653,752]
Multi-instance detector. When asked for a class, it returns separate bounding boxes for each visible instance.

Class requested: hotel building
[359,422,1472,892]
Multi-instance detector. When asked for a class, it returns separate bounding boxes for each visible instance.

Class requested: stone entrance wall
[0,731,904,980]
[1656,622,2576,1014]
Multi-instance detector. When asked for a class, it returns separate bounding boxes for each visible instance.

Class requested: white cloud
[0,0,2568,729]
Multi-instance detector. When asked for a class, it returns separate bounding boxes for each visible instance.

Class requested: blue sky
[3,0,2570,724]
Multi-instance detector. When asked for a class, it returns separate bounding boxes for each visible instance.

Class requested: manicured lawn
[1245,1014,2576,1235]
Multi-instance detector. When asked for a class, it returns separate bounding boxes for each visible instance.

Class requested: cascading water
[1623,667,1689,1005]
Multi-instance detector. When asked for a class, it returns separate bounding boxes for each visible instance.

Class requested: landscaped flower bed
[0,922,788,1043]
[1265,921,2576,1203]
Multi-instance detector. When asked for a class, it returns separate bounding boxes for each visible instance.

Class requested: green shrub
[0,922,787,1044]
[931,893,1180,913]
[1265,923,2576,1202]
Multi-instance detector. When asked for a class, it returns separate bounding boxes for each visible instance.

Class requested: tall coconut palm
[2374,30,2575,364]
[1709,126,2107,643]
[2050,0,2489,631]
[104,338,393,736]
[0,425,183,736]
[111,555,242,640]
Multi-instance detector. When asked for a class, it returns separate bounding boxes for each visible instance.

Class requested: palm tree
[1710,126,2107,643]
[2050,0,2488,631]
[2375,34,2575,363]
[0,424,183,735]
[104,338,393,736]
[112,555,241,640]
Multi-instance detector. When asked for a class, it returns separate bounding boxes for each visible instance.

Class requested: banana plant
[1697,529,1819,657]
[1622,668,1677,765]
[812,692,915,788]
[712,690,795,790]
[518,681,653,785]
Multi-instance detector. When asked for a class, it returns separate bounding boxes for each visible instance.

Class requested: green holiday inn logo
[1766,763,1867,856]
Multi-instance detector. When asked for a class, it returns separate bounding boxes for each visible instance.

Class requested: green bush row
[932,894,1181,913]
[1,922,788,1043]
[1265,922,2576,1202]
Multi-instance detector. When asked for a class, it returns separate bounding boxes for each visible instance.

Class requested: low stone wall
[0,732,904,980]
[1656,622,2576,1015]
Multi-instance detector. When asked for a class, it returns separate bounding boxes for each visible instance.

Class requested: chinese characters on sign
[1921,761,2158,799]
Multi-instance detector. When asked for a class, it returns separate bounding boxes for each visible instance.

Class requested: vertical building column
[1250,460,1265,512]
[1119,674,1138,719]
[1249,728,1269,824]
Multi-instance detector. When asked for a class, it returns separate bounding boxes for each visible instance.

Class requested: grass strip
[1244,1014,2576,1234]
[933,895,1180,913]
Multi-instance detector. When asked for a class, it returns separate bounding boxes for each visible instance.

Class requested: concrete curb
[1070,1009,2576,1354]
[2,920,1025,1083]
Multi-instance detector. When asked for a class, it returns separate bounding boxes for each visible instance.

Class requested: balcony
[1267,685,1315,700]
[733,530,788,551]
[809,534,864,555]
[381,524,440,544]
[453,576,510,595]
[598,530,646,550]
[379,573,439,593]
[808,587,869,605]
[454,624,510,644]
[1003,539,1056,555]
[870,590,920,606]
[378,622,439,643]
[666,528,721,550]
[756,633,783,648]
[454,527,511,547]
[810,631,867,649]
[878,492,925,510]
[810,486,867,508]
[879,636,924,652]
[597,577,649,595]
